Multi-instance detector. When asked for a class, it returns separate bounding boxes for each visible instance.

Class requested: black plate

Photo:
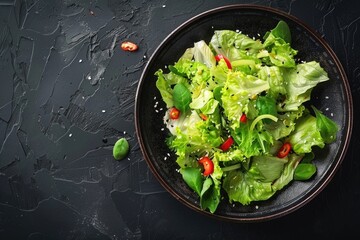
[135,4,353,222]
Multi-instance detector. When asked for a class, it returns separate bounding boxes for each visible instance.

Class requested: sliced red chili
[277,142,291,158]
[198,156,214,176]
[215,54,232,69]
[220,136,234,151]
[169,107,180,120]
[199,113,208,121]
[121,41,138,52]
[240,113,247,123]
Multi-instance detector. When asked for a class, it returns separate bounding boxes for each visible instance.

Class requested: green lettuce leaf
[155,69,174,107]
[221,72,269,127]
[210,30,263,61]
[249,156,288,182]
[189,89,213,109]
[280,61,329,111]
[223,169,274,205]
[288,114,325,154]
[258,65,287,98]
[264,105,305,140]
[223,153,301,205]
[193,40,216,68]
[262,21,297,68]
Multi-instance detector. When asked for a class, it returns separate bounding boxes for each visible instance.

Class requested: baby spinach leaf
[200,177,220,213]
[173,83,192,113]
[311,106,339,144]
[256,95,277,124]
[271,20,291,43]
[294,163,317,180]
[180,167,203,195]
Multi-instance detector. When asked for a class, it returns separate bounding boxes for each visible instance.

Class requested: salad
[155,20,339,213]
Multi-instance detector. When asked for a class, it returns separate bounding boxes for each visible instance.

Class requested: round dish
[135,4,353,222]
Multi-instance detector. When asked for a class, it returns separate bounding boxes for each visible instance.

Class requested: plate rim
[134,4,353,222]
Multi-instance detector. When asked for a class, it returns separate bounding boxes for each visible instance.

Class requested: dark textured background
[0,0,359,239]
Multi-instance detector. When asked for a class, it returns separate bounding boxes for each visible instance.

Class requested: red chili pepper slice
[199,113,208,121]
[121,41,138,52]
[277,142,291,158]
[215,54,232,69]
[169,107,180,120]
[198,156,214,176]
[220,137,234,151]
[240,113,247,123]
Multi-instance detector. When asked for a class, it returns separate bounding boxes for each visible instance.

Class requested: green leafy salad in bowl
[154,20,339,213]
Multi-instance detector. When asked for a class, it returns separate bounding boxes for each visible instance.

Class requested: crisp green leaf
[289,115,325,154]
[280,61,329,111]
[180,167,203,196]
[210,30,263,61]
[200,177,221,213]
[155,70,173,107]
[294,163,317,180]
[193,40,216,68]
[312,106,339,143]
[189,89,213,109]
[270,20,292,44]
[250,156,288,182]
[173,83,192,113]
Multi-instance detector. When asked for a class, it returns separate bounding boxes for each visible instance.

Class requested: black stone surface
[0,0,359,239]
